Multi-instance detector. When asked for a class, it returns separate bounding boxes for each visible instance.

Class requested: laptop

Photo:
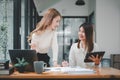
[9,49,38,72]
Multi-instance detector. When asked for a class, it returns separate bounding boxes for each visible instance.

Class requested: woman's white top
[31,29,58,62]
[69,42,100,68]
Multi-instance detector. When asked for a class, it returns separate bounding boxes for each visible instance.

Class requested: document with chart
[44,67,95,74]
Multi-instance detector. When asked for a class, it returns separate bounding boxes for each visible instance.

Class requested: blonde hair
[27,8,61,43]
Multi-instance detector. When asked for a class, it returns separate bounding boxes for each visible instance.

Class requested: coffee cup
[34,61,46,74]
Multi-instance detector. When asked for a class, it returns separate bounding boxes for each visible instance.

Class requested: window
[57,17,87,63]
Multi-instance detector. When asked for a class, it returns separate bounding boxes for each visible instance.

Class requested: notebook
[44,67,95,74]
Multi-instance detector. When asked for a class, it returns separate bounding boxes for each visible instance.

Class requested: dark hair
[77,23,94,52]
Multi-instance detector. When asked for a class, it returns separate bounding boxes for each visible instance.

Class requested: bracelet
[95,63,99,65]
[94,63,99,67]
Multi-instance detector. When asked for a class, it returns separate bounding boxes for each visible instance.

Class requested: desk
[0,67,120,80]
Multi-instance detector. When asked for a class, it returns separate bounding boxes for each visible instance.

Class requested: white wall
[38,0,89,16]
[96,0,120,58]
[88,0,95,15]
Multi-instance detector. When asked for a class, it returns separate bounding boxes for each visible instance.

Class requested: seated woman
[62,23,102,68]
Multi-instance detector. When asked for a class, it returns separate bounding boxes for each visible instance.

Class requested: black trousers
[37,53,50,67]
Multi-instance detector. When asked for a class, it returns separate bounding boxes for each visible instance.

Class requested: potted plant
[14,57,29,73]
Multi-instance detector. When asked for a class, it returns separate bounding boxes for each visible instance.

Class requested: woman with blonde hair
[27,8,61,67]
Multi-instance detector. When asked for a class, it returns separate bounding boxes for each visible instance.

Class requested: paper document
[44,67,95,74]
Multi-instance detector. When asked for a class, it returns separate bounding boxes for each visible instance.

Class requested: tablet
[84,51,105,62]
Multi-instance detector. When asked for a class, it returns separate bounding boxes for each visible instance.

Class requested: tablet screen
[84,51,105,62]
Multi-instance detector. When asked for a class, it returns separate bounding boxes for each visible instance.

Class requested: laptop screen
[9,49,38,72]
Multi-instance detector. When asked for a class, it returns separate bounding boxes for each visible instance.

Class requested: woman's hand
[62,60,69,67]
[53,61,61,67]
[89,54,102,65]
[30,43,36,50]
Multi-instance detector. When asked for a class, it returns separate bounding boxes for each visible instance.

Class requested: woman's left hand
[89,54,102,65]
[53,61,61,67]
[62,60,69,67]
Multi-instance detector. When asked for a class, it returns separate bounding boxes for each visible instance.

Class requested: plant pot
[17,66,25,73]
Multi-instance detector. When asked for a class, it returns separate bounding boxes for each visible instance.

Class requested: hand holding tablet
[84,51,105,63]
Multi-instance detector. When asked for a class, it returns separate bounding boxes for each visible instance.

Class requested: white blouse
[31,29,58,62]
[69,42,100,68]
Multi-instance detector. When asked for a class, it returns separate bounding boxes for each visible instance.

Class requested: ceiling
[33,0,61,14]
[33,0,91,16]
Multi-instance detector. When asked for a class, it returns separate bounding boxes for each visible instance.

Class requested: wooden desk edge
[0,67,120,79]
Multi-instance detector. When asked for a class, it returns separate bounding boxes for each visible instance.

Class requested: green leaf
[14,57,29,67]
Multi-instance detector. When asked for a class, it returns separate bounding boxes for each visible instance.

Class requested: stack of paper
[0,67,14,75]
[44,67,95,74]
